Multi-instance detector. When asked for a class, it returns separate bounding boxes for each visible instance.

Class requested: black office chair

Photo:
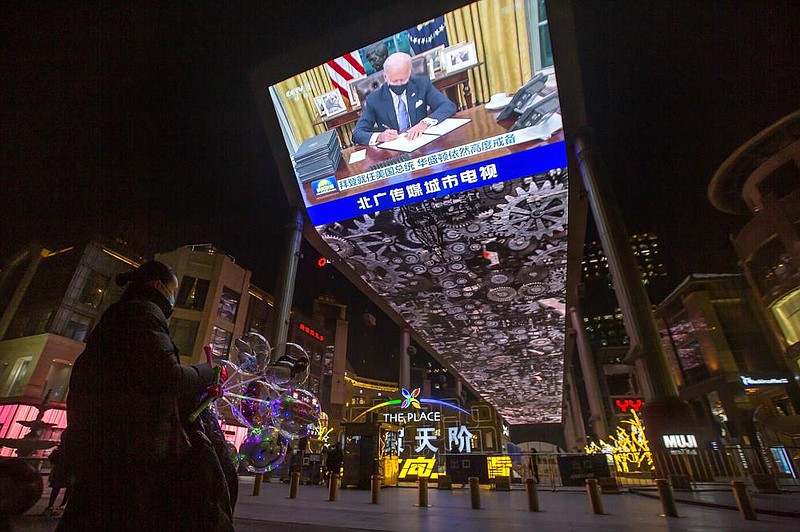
[353,56,430,106]
[353,71,385,106]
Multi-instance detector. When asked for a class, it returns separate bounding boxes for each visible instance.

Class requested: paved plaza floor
[7,478,799,531]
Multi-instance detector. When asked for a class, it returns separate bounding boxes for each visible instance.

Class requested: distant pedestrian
[325,443,344,481]
[528,448,540,483]
[41,446,74,517]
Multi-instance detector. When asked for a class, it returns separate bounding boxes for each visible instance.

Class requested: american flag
[325,51,365,101]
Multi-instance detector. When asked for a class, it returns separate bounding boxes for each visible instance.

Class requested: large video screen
[268,0,567,424]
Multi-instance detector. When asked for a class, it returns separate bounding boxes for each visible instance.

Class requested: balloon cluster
[212,332,322,473]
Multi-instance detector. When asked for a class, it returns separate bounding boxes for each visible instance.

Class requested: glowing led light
[487,456,512,479]
[398,457,439,480]
[585,410,654,473]
[352,390,471,422]
[401,388,421,409]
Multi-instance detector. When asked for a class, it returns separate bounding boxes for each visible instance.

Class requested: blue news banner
[307,140,567,226]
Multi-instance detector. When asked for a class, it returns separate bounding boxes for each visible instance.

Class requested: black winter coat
[57,286,229,531]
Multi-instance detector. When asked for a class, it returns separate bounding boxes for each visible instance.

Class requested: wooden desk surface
[300,104,563,208]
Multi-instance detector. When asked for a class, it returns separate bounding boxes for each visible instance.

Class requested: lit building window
[210,326,232,358]
[80,270,109,309]
[177,276,210,311]
[770,287,800,345]
[218,287,241,322]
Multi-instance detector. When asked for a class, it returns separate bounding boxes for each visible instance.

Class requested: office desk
[301,104,564,207]
[313,66,478,148]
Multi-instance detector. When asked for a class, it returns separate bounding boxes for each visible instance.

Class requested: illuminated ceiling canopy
[318,165,568,424]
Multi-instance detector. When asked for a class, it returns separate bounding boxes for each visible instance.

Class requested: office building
[654,273,796,447]
[709,109,800,380]
[0,238,143,454]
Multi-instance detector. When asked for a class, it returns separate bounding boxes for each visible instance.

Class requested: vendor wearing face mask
[57,261,223,531]
[352,52,457,146]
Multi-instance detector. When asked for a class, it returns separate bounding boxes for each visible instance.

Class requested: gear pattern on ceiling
[318,168,569,424]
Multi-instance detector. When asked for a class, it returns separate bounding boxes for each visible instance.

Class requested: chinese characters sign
[307,143,566,226]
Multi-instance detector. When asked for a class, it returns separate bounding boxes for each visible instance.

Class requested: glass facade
[5,357,32,397]
[770,287,800,346]
[217,287,240,323]
[210,326,232,358]
[63,313,93,341]
[170,318,200,358]
[43,360,72,401]
[4,250,77,339]
[78,269,110,309]
[177,276,210,311]
[663,315,710,385]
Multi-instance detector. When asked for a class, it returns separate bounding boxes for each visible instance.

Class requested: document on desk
[423,118,471,136]
[348,149,367,164]
[378,133,439,152]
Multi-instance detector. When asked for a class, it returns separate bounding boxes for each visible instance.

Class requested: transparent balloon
[237,380,279,428]
[234,332,272,373]
[218,359,261,427]
[214,338,323,460]
[279,343,311,389]
[262,361,292,388]
[238,425,289,473]
[272,388,322,439]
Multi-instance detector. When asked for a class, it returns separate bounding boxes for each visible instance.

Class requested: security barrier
[328,473,340,501]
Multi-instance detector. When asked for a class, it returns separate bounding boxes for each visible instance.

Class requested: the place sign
[383,411,441,424]
[740,375,788,386]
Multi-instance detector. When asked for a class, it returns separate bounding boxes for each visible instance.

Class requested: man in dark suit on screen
[352,52,457,146]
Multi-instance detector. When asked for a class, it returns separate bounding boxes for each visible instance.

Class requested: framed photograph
[347,75,365,107]
[313,95,327,117]
[442,42,478,74]
[421,44,445,73]
[321,89,346,116]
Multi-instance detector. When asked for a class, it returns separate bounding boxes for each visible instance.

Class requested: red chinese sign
[299,323,325,342]
[615,398,643,413]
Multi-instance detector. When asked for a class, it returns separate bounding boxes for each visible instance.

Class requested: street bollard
[252,472,263,496]
[586,478,604,514]
[418,477,429,507]
[655,478,678,517]
[731,481,757,520]
[328,473,340,501]
[371,475,382,504]
[289,472,300,499]
[469,477,481,509]
[525,478,540,512]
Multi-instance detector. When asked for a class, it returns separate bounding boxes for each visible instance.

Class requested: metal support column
[399,328,411,390]
[565,363,588,449]
[270,208,304,360]
[569,305,609,439]
[574,128,690,471]
[574,129,678,401]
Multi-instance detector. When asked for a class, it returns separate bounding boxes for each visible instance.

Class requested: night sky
[2,1,799,379]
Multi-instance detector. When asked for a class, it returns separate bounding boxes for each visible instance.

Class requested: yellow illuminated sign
[344,375,399,393]
[584,411,654,473]
[398,457,439,480]
[486,456,512,479]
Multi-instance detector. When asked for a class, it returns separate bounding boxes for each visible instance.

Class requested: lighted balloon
[208,336,324,473]
[238,425,289,473]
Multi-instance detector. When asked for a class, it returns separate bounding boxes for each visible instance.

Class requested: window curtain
[445,0,532,106]
[272,65,334,148]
